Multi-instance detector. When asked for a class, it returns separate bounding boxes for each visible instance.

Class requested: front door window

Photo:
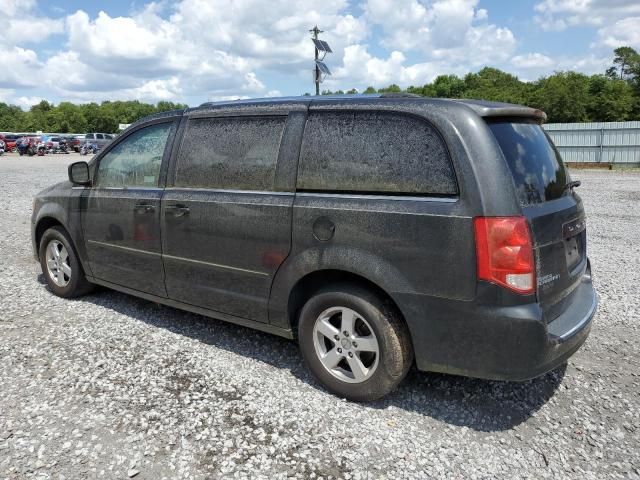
[95,123,172,188]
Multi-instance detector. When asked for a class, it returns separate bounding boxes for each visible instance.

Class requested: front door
[162,115,294,322]
[82,120,176,297]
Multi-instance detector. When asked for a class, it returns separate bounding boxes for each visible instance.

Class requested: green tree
[378,84,402,93]
[530,72,591,123]
[608,46,640,80]
[47,102,87,133]
[587,75,634,121]
[156,101,188,112]
[463,67,531,104]
[432,75,466,98]
[363,86,377,94]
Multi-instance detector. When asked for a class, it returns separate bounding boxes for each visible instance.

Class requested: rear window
[297,111,458,195]
[488,121,569,205]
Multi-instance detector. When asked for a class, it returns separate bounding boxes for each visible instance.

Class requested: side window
[96,134,104,140]
[105,134,113,140]
[297,111,458,195]
[175,116,285,191]
[85,134,94,140]
[95,122,172,188]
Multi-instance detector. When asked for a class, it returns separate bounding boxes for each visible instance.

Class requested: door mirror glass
[68,161,91,185]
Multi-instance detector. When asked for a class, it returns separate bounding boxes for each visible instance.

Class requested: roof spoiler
[454,99,548,123]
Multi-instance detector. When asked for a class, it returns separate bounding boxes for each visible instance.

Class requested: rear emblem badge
[538,273,560,286]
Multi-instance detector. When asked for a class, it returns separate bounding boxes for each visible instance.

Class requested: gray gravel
[1,154,639,479]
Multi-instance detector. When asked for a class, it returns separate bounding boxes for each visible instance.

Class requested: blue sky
[1,0,639,108]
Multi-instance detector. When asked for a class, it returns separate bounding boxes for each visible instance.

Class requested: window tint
[96,134,104,140]
[95,122,172,188]
[297,111,457,195]
[175,116,285,191]
[488,121,569,205]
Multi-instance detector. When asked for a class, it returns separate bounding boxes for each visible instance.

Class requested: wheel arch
[284,269,409,337]
[34,216,66,260]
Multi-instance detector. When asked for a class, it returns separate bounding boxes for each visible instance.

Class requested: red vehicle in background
[68,135,84,152]
[0,134,20,152]
[5,139,18,152]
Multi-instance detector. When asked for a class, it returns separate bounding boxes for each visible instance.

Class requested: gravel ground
[1,154,639,479]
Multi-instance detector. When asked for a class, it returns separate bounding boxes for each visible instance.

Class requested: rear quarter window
[488,121,569,205]
[297,111,458,195]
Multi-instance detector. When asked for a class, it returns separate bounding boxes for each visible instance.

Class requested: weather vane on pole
[310,26,332,95]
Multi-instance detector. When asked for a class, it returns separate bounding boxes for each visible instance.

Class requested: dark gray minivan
[32,95,597,401]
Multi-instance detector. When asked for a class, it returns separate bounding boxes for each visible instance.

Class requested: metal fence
[543,121,640,165]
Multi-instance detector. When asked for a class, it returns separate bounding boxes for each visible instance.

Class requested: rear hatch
[487,120,587,322]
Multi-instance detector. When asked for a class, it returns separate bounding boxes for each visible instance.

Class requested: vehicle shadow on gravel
[54,280,566,433]
[372,364,566,432]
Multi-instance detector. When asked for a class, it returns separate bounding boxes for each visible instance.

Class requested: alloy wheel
[45,240,71,287]
[312,306,380,383]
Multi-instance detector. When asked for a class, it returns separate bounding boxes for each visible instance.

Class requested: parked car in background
[69,136,84,152]
[17,137,40,156]
[0,134,20,152]
[82,133,114,150]
[48,137,69,154]
[5,139,18,152]
[31,96,597,401]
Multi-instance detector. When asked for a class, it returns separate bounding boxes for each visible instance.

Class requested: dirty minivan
[32,95,597,401]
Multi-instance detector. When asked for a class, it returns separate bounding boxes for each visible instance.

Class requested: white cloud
[0,46,41,89]
[0,0,63,44]
[3,18,64,44]
[15,96,45,110]
[2,0,627,105]
[35,1,372,101]
[0,0,36,17]
[363,0,430,50]
[596,17,640,49]
[330,44,468,89]
[0,87,45,110]
[511,53,554,69]
[534,0,640,31]
[360,0,515,76]
[508,53,609,81]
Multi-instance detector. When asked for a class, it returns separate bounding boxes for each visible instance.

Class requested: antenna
[310,26,332,95]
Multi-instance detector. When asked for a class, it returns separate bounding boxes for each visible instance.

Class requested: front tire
[298,285,413,402]
[39,226,93,298]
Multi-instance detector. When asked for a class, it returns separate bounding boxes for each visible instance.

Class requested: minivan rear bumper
[398,263,597,381]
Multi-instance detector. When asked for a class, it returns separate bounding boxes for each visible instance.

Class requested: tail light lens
[474,216,536,294]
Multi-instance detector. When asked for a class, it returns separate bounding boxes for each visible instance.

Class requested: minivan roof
[193,94,547,122]
[128,95,546,132]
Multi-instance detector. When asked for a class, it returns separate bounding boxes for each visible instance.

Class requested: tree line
[1,47,639,132]
[314,47,640,123]
[0,100,188,134]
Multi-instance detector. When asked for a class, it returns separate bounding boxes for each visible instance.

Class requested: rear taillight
[474,216,536,295]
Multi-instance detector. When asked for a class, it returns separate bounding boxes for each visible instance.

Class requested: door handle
[165,204,190,217]
[133,203,155,214]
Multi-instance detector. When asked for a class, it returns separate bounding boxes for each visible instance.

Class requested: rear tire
[39,226,93,298]
[298,285,413,402]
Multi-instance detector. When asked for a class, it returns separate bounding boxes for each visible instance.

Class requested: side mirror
[68,161,91,186]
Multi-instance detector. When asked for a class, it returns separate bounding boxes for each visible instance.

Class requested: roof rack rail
[378,92,422,98]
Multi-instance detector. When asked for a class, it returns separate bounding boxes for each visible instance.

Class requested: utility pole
[309,26,332,95]
[310,25,322,95]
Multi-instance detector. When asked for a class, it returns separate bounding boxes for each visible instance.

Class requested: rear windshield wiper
[563,180,581,192]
